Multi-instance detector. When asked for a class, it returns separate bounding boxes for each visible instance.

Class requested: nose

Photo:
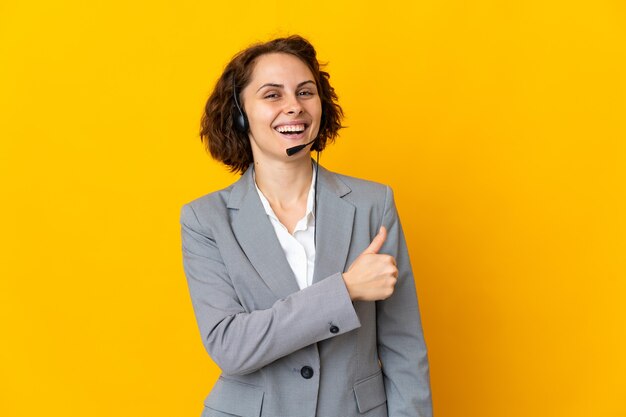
[284,95,303,115]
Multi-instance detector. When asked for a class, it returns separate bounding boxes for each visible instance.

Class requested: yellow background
[1,1,625,416]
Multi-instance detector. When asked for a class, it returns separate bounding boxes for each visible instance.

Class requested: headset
[232,73,320,244]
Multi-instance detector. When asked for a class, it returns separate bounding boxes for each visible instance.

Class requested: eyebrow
[256,80,316,93]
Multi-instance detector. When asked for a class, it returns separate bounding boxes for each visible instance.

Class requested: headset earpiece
[232,76,249,133]
[234,109,249,133]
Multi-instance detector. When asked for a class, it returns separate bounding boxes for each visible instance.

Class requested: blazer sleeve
[377,186,433,417]
[180,203,361,376]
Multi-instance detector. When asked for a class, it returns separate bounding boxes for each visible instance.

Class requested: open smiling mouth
[274,123,308,138]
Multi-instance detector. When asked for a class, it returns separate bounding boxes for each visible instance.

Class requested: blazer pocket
[353,370,387,414]
[204,377,264,417]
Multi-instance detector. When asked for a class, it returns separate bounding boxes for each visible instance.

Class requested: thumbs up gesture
[342,226,398,301]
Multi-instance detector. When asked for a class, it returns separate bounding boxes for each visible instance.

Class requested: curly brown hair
[200,35,344,174]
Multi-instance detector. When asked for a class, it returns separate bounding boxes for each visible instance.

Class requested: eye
[264,92,280,100]
[298,90,315,97]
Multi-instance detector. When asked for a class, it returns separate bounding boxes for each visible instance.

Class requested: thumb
[362,226,387,255]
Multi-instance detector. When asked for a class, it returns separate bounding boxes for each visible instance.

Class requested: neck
[253,157,315,207]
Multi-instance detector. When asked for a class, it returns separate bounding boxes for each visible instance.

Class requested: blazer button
[329,325,339,334]
[300,366,314,379]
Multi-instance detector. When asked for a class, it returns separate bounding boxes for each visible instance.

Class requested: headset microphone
[286,138,316,156]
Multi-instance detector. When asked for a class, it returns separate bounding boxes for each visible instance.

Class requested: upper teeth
[276,124,305,133]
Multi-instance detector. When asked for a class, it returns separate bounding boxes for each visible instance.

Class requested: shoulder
[326,169,392,208]
[180,181,237,228]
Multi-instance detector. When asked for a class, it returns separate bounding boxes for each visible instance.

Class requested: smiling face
[240,52,322,165]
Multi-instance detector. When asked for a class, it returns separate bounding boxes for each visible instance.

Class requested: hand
[342,226,398,301]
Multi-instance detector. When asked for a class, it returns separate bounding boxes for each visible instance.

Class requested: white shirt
[253,167,316,290]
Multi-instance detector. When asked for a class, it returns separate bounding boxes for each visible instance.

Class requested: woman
[181,35,433,417]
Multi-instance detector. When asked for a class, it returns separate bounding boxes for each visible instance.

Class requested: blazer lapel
[312,164,355,284]
[228,163,356,298]
[229,167,301,299]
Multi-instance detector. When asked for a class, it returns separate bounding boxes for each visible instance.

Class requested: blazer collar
[228,161,356,299]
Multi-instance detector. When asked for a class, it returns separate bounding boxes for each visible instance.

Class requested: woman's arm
[376,186,433,417]
[181,203,361,376]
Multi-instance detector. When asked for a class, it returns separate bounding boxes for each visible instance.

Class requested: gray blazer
[181,163,432,417]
